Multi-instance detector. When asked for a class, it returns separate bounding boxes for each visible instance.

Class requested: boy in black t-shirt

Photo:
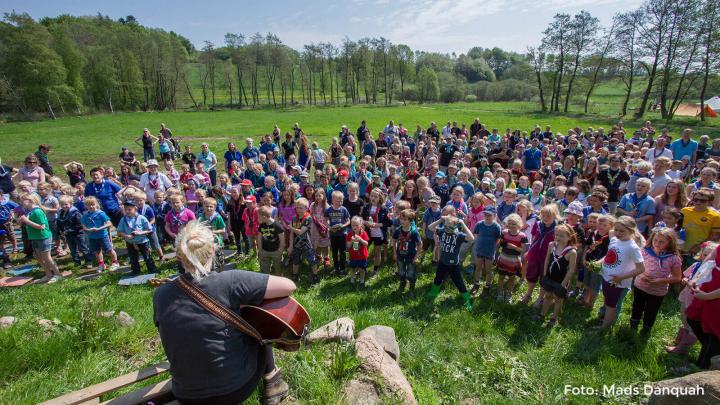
[258,206,285,274]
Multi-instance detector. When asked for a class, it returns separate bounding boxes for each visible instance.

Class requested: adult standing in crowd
[670,128,698,163]
[197,143,218,186]
[34,144,53,176]
[645,136,673,164]
[140,159,173,202]
[136,128,157,162]
[19,155,46,191]
[224,142,243,173]
[84,167,123,226]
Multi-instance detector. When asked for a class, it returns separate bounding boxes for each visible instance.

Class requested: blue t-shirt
[437,226,467,265]
[242,147,260,161]
[117,214,152,244]
[473,221,501,258]
[224,151,243,167]
[523,148,542,171]
[81,210,111,239]
[0,200,18,225]
[670,139,698,161]
[84,180,121,213]
[392,228,422,260]
[617,193,656,233]
[259,143,276,155]
[455,182,476,202]
[138,204,156,231]
[496,201,517,222]
[325,206,350,236]
[422,208,442,239]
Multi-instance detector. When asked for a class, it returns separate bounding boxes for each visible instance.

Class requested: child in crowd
[258,205,285,274]
[56,195,92,268]
[420,195,442,263]
[81,196,121,272]
[117,201,156,276]
[496,189,517,222]
[362,188,392,277]
[347,216,370,288]
[471,206,501,296]
[242,195,260,255]
[38,183,64,257]
[326,191,351,275]
[521,204,560,306]
[617,177,656,236]
[164,194,196,258]
[535,224,578,326]
[310,189,331,270]
[198,197,226,248]
[393,209,422,292]
[629,227,682,335]
[427,206,475,310]
[0,197,19,268]
[289,198,319,283]
[496,213,528,303]
[18,193,62,283]
[598,216,646,331]
[136,194,164,261]
[227,187,249,256]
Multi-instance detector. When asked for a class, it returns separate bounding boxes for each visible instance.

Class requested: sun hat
[566,201,584,216]
[146,159,159,167]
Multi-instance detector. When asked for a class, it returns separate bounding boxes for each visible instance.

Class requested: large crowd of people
[1,119,720,374]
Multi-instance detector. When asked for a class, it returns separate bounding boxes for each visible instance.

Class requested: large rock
[341,379,380,405]
[648,370,720,405]
[0,316,17,328]
[358,325,400,362]
[306,317,354,343]
[116,311,135,327]
[355,334,416,404]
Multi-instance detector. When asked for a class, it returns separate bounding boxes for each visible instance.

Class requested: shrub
[465,94,478,102]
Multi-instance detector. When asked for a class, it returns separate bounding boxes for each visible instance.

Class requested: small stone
[355,335,416,404]
[116,311,135,327]
[37,319,59,328]
[0,316,17,328]
[711,355,720,371]
[648,370,720,405]
[100,311,115,318]
[342,379,380,405]
[306,317,354,343]
[358,325,400,362]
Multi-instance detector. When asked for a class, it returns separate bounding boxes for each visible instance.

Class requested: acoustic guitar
[241,296,311,352]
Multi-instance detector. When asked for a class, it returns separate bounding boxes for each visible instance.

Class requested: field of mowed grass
[1,101,719,168]
[0,103,718,404]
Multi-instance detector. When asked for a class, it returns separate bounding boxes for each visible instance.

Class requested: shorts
[89,236,114,254]
[541,276,568,299]
[349,259,368,269]
[585,270,603,292]
[31,238,52,253]
[474,250,495,260]
[291,245,316,265]
[601,279,627,309]
[370,237,387,246]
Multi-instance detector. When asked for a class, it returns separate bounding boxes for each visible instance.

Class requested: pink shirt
[164,208,196,235]
[635,248,681,296]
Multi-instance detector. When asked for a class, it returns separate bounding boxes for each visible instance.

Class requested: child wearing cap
[334,170,350,199]
[117,201,156,276]
[242,195,260,256]
[471,206,502,296]
[289,198,319,283]
[432,171,450,207]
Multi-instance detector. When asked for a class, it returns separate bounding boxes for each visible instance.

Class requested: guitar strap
[174,273,301,350]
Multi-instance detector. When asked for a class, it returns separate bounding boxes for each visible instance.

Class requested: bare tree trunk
[183,75,200,111]
[535,70,546,112]
[47,101,56,120]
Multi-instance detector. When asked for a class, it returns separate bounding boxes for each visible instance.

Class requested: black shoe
[470,283,481,296]
[398,279,407,293]
[339,269,347,276]
[311,275,320,284]
[291,274,299,282]
[409,281,416,291]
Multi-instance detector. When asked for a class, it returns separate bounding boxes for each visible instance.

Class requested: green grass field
[0,103,718,404]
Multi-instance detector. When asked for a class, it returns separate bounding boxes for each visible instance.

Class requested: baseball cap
[292,165,303,172]
[300,172,309,178]
[244,195,257,203]
[483,206,496,215]
[435,171,446,179]
[123,200,137,207]
[240,179,253,186]
[429,195,441,204]
[338,169,349,177]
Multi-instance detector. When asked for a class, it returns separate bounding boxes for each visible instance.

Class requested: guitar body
[240,297,311,352]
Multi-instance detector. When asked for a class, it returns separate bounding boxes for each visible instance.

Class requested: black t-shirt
[259,221,284,251]
[119,152,136,163]
[153,271,269,399]
[142,134,153,148]
[343,198,365,218]
[0,164,15,194]
[282,140,296,159]
[598,168,630,202]
[439,144,458,167]
[375,139,388,158]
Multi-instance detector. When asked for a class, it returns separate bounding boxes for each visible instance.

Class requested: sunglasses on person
[693,197,708,203]
[26,161,38,164]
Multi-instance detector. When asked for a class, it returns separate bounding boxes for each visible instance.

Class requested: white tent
[705,96,720,111]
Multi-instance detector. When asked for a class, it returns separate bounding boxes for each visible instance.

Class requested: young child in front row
[258,205,285,274]
[426,206,475,310]
[289,198,319,284]
[18,193,62,283]
[117,201,157,276]
[470,206,501,296]
[164,194,196,273]
[393,209,422,292]
[57,195,92,268]
[81,196,121,272]
[347,216,370,288]
[580,213,612,308]
[496,213,528,303]
[535,224,578,326]
[629,227,682,335]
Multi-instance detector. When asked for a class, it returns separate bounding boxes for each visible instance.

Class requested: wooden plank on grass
[39,362,170,405]
[99,379,172,405]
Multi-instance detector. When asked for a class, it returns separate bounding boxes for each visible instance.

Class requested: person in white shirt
[644,137,673,164]
[139,159,173,201]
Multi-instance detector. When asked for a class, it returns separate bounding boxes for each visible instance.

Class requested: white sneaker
[47,275,64,284]
[109,262,121,271]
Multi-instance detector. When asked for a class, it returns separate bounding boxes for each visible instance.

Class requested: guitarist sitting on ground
[153,220,296,405]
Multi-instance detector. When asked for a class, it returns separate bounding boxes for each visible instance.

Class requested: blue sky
[3,0,643,53]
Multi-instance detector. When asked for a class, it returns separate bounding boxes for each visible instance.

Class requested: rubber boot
[461,292,472,311]
[666,327,698,355]
[426,283,441,299]
[398,277,407,293]
[629,318,640,331]
[263,368,290,405]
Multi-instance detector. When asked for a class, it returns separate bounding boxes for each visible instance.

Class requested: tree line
[0,0,718,121]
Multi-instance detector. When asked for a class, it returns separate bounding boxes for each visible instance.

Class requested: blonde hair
[84,196,99,207]
[504,213,522,228]
[175,220,216,280]
[539,204,560,220]
[615,216,645,245]
[20,193,41,206]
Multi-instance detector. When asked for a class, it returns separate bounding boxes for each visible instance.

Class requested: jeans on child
[127,242,157,275]
[66,233,92,265]
[433,262,468,293]
[397,259,417,282]
[330,234,347,271]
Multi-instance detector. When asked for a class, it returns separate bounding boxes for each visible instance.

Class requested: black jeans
[433,262,467,293]
[330,234,346,271]
[688,319,720,369]
[176,347,276,405]
[127,242,157,274]
[230,220,249,254]
[630,286,665,331]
